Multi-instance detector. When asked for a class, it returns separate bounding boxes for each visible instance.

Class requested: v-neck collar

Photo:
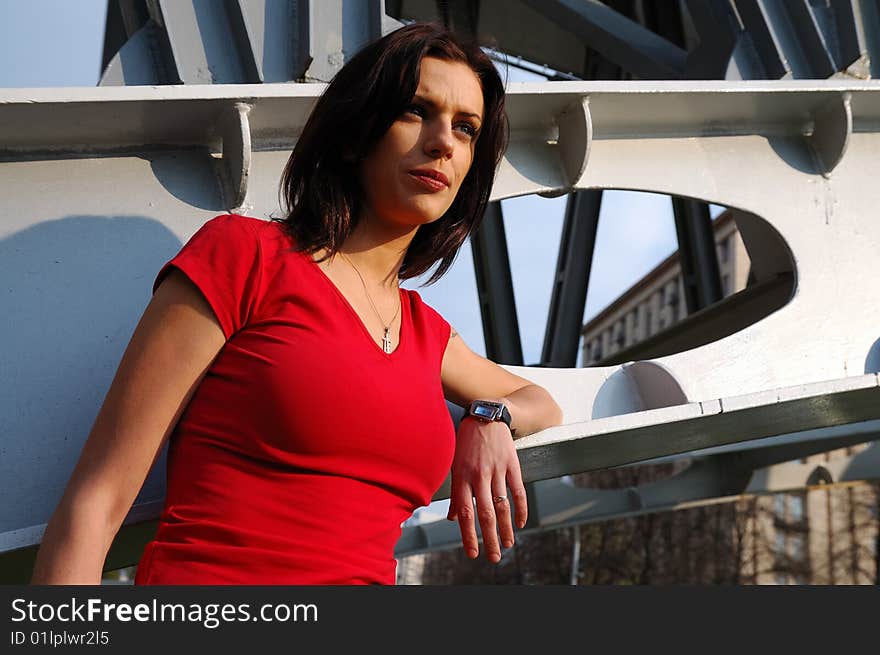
[302,251,407,359]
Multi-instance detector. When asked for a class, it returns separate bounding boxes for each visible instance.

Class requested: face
[358,56,485,230]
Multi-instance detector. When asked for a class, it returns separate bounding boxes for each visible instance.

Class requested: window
[790,495,804,522]
[614,321,625,347]
[718,237,729,264]
[775,531,786,555]
[774,494,786,517]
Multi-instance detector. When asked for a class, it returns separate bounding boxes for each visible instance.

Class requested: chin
[401,203,451,227]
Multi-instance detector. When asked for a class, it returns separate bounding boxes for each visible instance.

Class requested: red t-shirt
[134,214,456,584]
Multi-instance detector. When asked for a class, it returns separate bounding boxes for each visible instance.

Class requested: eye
[404,103,426,118]
[455,122,479,139]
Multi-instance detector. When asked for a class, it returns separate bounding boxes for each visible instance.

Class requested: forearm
[498,384,563,439]
[31,499,116,585]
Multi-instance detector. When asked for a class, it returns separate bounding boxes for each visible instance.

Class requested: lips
[408,168,450,187]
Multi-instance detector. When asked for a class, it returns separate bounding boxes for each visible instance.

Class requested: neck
[335,212,418,289]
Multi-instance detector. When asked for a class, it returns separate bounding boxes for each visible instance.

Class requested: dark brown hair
[272,21,508,285]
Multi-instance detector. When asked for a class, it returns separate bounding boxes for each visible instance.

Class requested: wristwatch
[465,399,513,431]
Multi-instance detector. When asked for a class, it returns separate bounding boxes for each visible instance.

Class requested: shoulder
[204,212,260,229]
[210,213,268,237]
[206,214,297,259]
[403,288,433,315]
[187,213,264,249]
[205,213,290,238]
[403,288,452,340]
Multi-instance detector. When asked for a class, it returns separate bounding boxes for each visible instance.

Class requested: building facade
[581,209,749,366]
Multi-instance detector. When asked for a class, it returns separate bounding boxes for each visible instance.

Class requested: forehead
[416,57,484,118]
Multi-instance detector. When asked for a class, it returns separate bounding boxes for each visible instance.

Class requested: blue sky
[0,0,699,366]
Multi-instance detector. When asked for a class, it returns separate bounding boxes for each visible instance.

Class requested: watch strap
[466,400,512,429]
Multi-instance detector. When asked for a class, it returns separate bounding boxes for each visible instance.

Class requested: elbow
[537,382,563,428]
[549,397,564,427]
[535,387,563,431]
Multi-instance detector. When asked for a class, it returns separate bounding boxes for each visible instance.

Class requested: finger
[506,457,528,530]
[474,481,501,564]
[492,477,515,550]
[446,495,457,521]
[451,480,479,559]
[446,505,457,521]
[446,473,457,521]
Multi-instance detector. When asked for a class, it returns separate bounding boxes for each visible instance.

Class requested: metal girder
[519,0,687,79]
[733,0,844,79]
[733,0,791,78]
[638,0,686,49]
[99,19,178,86]
[671,196,723,313]
[428,373,880,499]
[222,0,264,83]
[683,0,742,79]
[302,0,386,82]
[100,0,151,75]
[100,1,399,86]
[394,0,880,82]
[398,437,880,556]
[786,1,838,79]
[831,0,869,77]
[541,190,601,367]
[633,414,880,466]
[470,202,524,365]
[151,0,256,84]
[435,0,479,35]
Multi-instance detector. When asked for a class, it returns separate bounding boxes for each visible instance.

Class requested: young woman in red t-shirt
[32,22,562,584]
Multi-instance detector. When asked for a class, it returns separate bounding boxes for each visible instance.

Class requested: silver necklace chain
[338,251,401,353]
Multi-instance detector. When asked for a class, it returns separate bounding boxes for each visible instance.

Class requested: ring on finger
[492,495,508,504]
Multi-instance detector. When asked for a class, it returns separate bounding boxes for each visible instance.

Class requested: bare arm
[440,326,563,564]
[31,269,227,584]
[440,328,563,437]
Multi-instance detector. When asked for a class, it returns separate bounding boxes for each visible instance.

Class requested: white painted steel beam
[428,373,880,500]
[398,439,880,557]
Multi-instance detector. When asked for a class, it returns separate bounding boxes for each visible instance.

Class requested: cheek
[359,148,397,198]
[452,151,475,194]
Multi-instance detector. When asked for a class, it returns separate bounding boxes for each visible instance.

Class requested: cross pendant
[382,328,392,354]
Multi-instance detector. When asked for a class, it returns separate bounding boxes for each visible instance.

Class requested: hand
[446,416,527,563]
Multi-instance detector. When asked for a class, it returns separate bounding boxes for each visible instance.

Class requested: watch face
[473,404,497,420]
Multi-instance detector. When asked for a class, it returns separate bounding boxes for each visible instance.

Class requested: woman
[31,22,562,585]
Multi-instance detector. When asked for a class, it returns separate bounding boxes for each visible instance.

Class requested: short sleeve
[406,289,452,348]
[153,214,264,340]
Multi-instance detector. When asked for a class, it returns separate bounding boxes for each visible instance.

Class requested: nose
[423,119,454,160]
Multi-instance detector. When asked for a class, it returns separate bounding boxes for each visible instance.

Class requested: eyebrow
[412,94,483,122]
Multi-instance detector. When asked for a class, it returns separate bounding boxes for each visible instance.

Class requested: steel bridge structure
[1,0,879,580]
